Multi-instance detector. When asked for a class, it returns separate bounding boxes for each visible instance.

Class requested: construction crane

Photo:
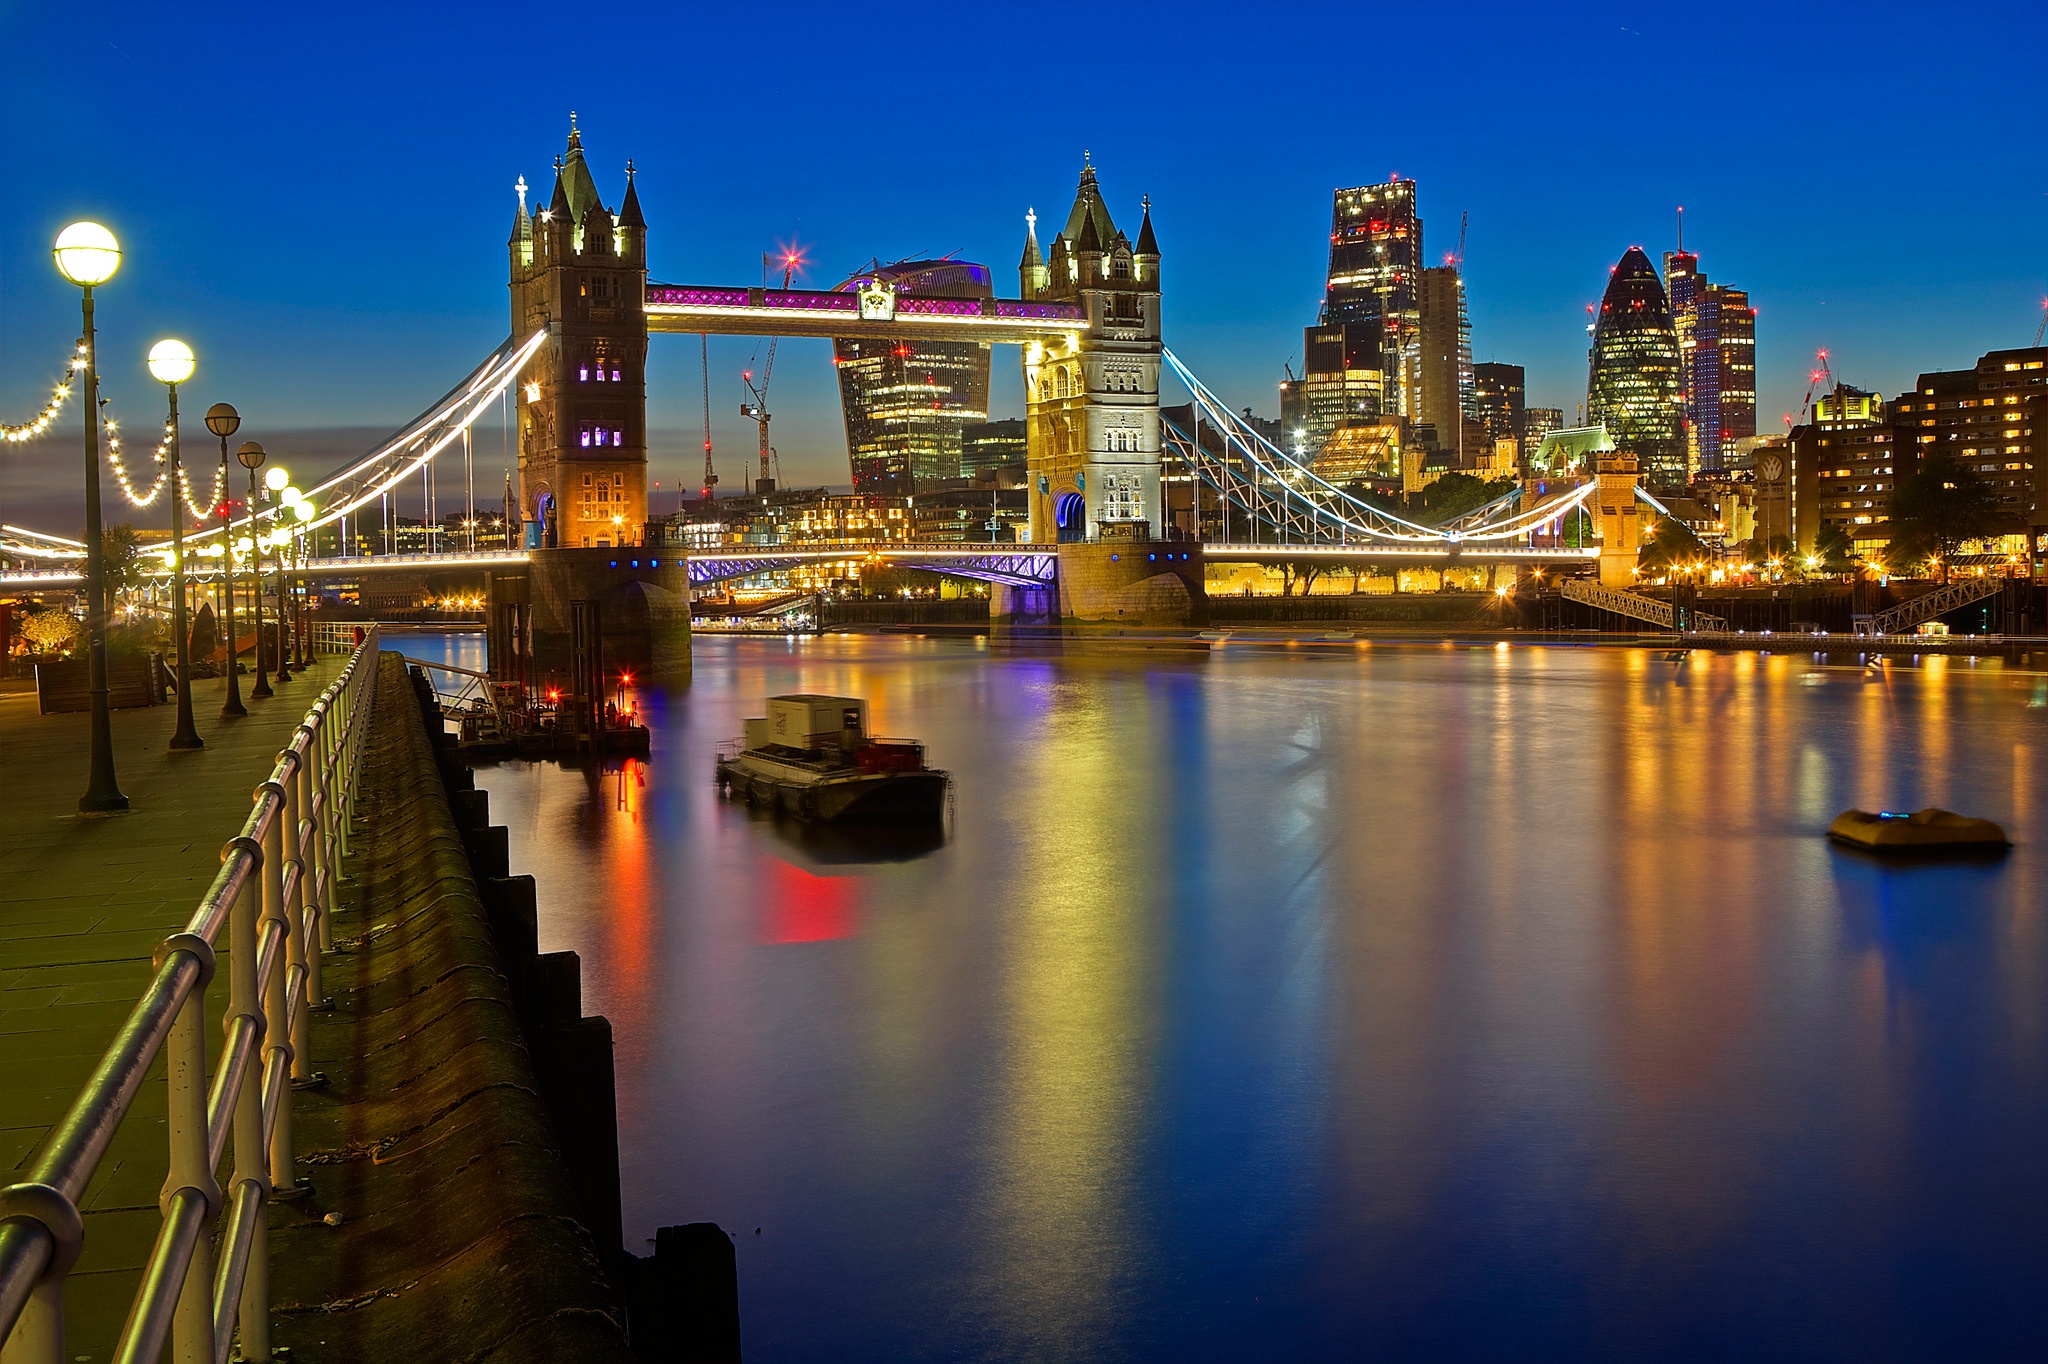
[1783,348,1836,431]
[698,335,717,501]
[741,246,804,494]
[2033,294,2047,347]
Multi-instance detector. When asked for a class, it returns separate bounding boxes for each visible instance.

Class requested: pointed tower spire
[1020,207,1043,269]
[619,159,645,228]
[1134,194,1158,257]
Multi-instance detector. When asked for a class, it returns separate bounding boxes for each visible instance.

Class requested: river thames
[446,633,2046,1362]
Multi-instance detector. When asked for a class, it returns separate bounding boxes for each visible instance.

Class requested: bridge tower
[1020,160,1164,544]
[510,118,650,549]
[1592,451,1644,587]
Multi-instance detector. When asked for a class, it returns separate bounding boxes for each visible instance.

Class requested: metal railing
[1860,575,2006,635]
[1559,579,1729,632]
[0,627,381,1364]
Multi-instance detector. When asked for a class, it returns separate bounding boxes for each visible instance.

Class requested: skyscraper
[1587,246,1686,488]
[1664,249,1757,476]
[1325,178,1422,417]
[834,258,994,494]
[1473,363,1525,443]
[1286,322,1385,458]
[1417,264,1473,454]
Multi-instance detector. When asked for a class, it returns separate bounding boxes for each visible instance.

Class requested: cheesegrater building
[1588,246,1686,488]
[834,258,995,494]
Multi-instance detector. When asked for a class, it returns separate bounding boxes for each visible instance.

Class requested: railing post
[156,934,219,1364]
[221,836,271,1363]
[314,703,337,951]
[280,758,312,1085]
[0,1185,82,1364]
[256,783,299,1200]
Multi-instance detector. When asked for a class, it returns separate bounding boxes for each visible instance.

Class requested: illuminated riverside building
[1587,246,1686,489]
[1887,347,2048,552]
[960,419,1027,475]
[834,258,994,495]
[1790,383,1891,554]
[1664,249,1757,476]
[1325,178,1422,416]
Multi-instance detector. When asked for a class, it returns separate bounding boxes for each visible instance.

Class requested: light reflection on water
[429,634,2047,1362]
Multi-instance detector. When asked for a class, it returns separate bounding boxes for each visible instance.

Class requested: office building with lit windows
[1587,246,1686,488]
[1284,322,1386,459]
[1418,265,1475,457]
[834,258,994,494]
[1790,383,1891,554]
[1664,249,1757,477]
[1522,406,1563,451]
[1325,178,1422,417]
[1887,347,2048,547]
[1473,363,1525,444]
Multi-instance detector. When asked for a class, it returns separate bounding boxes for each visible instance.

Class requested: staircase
[1560,579,1727,632]
[1860,576,2006,635]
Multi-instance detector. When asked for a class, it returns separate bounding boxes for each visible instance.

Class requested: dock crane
[741,247,804,494]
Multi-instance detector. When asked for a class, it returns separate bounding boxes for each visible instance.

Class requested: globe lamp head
[204,403,240,439]
[264,466,290,492]
[236,441,266,470]
[147,339,196,386]
[53,222,121,286]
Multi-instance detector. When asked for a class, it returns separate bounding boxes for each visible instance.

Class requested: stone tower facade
[510,120,650,548]
[1020,161,1163,543]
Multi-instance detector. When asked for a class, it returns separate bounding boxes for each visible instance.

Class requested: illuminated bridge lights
[644,283,1085,342]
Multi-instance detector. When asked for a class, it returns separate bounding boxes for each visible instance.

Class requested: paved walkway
[0,658,341,1362]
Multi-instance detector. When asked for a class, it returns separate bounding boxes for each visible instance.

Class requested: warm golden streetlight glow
[264,465,290,492]
[54,221,121,286]
[146,338,195,385]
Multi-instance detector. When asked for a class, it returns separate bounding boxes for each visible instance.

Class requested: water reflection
[459,636,2047,1362]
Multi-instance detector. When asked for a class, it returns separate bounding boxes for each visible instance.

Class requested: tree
[1888,451,2002,582]
[1812,524,1856,576]
[1421,473,1516,523]
[1638,516,1707,576]
[101,524,144,599]
[20,608,80,655]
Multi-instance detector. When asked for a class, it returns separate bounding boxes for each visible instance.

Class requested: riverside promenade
[1,653,640,1362]
[0,663,339,1360]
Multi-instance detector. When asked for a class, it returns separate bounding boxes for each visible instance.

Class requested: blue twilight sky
[2,0,2044,524]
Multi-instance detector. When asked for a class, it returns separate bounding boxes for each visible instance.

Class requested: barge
[717,694,948,824]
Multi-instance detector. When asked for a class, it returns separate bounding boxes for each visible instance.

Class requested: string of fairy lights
[100,396,224,519]
[4,339,225,520]
[1,344,87,443]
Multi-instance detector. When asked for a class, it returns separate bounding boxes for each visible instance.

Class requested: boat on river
[716,694,948,824]
[1827,807,2009,853]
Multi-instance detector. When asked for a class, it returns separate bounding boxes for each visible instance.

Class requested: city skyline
[2,0,2044,526]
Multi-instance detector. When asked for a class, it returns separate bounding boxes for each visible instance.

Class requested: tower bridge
[12,120,1649,670]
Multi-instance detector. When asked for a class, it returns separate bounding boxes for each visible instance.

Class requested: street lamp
[264,466,292,686]
[55,221,128,814]
[149,339,203,750]
[207,404,246,716]
[238,441,273,700]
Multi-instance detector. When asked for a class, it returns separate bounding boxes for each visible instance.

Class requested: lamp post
[55,222,128,814]
[208,404,245,716]
[149,339,203,749]
[265,466,292,686]
[238,442,273,700]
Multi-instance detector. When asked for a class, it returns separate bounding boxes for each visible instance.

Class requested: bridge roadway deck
[0,658,340,1359]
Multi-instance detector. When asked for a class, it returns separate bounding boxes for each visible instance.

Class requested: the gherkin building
[1587,246,1686,487]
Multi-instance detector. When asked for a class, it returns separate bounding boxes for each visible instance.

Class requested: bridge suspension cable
[1160,348,1595,546]
[183,329,548,549]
